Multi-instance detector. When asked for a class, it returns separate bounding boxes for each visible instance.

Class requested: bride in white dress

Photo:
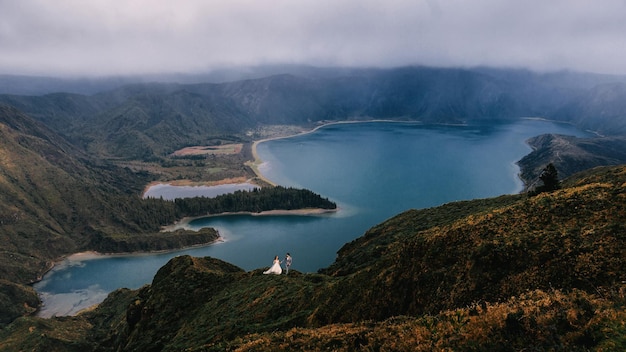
[263,255,282,275]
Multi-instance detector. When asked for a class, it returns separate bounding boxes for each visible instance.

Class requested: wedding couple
[263,253,292,275]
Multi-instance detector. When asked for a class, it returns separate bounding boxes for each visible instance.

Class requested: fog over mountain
[1,1,626,77]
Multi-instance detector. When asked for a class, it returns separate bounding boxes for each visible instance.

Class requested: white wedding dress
[263,259,282,275]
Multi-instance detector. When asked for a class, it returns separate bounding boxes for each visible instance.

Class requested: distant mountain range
[2,66,626,161]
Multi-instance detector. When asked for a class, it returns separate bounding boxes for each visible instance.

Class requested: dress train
[263,260,282,275]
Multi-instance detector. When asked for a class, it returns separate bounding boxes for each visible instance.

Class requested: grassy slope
[0,104,152,325]
[2,165,624,351]
[0,105,221,325]
[0,104,154,279]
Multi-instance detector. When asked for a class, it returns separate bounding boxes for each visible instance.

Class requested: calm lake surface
[34,120,589,317]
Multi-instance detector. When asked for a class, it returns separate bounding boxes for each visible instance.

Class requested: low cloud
[1,0,626,76]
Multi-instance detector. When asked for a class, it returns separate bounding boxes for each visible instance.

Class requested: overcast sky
[1,0,626,77]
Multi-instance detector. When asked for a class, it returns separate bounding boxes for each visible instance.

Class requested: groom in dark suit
[284,253,292,274]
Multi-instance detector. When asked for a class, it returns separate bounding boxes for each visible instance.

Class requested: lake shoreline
[34,118,588,318]
[40,118,549,281]
[39,207,337,285]
[161,207,338,231]
[36,235,226,287]
[69,236,227,259]
[246,119,423,185]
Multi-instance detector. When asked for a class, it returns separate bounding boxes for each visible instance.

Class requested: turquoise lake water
[34,119,589,317]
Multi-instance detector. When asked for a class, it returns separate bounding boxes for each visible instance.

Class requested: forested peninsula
[91,186,337,253]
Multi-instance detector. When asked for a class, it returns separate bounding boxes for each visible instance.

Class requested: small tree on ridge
[537,163,560,193]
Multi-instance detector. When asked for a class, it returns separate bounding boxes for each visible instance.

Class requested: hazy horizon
[2,1,626,77]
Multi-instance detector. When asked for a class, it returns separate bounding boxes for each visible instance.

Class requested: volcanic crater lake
[34,120,589,317]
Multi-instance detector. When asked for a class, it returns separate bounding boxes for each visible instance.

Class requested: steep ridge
[0,104,174,325]
[82,89,252,158]
[2,165,623,350]
[553,82,626,135]
[0,104,106,281]
[0,104,111,325]
[518,133,626,189]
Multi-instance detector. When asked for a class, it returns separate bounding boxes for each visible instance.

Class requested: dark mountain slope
[195,74,335,124]
[358,67,523,121]
[0,74,165,96]
[5,67,626,162]
[1,104,99,277]
[192,68,536,125]
[3,165,623,350]
[0,104,107,324]
[81,89,252,158]
[0,104,167,325]
[553,82,626,135]
[0,93,107,137]
[0,104,160,268]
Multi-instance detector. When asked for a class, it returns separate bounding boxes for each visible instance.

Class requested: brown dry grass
[170,144,243,156]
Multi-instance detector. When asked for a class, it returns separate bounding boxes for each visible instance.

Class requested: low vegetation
[1,165,624,351]
[87,228,220,253]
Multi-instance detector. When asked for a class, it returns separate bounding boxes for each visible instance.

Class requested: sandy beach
[45,234,227,271]
[65,251,103,261]
[161,207,337,231]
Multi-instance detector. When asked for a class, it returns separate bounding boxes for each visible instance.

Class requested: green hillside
[0,104,188,325]
[0,104,335,327]
[0,105,135,280]
[1,165,624,351]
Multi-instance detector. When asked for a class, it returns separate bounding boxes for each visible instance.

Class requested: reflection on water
[143,182,257,200]
[37,285,109,318]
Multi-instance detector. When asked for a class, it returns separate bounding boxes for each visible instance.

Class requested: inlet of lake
[34,119,589,317]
